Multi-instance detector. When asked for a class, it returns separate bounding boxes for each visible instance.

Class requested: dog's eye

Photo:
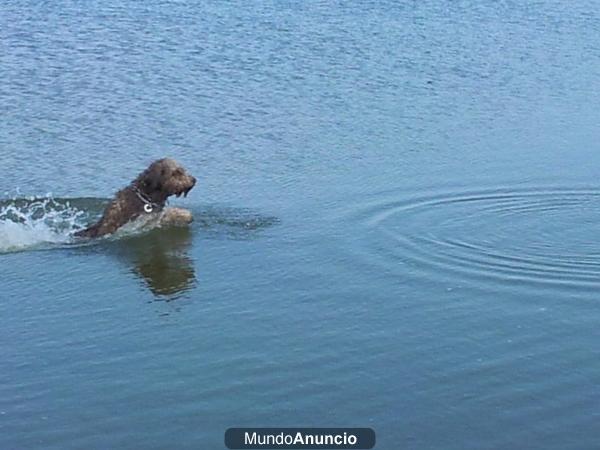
[174,169,183,176]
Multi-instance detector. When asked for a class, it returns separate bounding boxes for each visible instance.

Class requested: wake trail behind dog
[0,196,88,253]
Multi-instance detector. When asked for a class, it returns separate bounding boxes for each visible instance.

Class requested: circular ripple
[346,187,600,291]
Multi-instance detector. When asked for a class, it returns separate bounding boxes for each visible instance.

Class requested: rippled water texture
[3,1,600,449]
[345,187,600,291]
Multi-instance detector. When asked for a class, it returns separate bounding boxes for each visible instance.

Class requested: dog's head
[135,158,196,204]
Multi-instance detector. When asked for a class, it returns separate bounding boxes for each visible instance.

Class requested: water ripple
[337,186,600,291]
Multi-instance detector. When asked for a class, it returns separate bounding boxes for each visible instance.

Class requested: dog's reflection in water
[114,226,195,298]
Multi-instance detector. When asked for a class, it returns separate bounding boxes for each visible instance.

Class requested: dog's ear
[141,166,163,192]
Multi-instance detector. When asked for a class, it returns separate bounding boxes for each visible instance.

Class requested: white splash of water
[0,195,87,253]
[112,211,164,237]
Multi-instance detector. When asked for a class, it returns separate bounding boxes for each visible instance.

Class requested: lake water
[2,1,600,449]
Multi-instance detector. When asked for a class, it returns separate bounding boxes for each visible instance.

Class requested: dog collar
[133,188,160,213]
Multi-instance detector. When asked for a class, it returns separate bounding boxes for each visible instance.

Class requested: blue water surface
[2,1,600,449]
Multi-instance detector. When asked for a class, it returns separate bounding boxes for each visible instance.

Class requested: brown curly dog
[75,158,196,238]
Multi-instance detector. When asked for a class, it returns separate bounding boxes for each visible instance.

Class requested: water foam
[0,195,87,253]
